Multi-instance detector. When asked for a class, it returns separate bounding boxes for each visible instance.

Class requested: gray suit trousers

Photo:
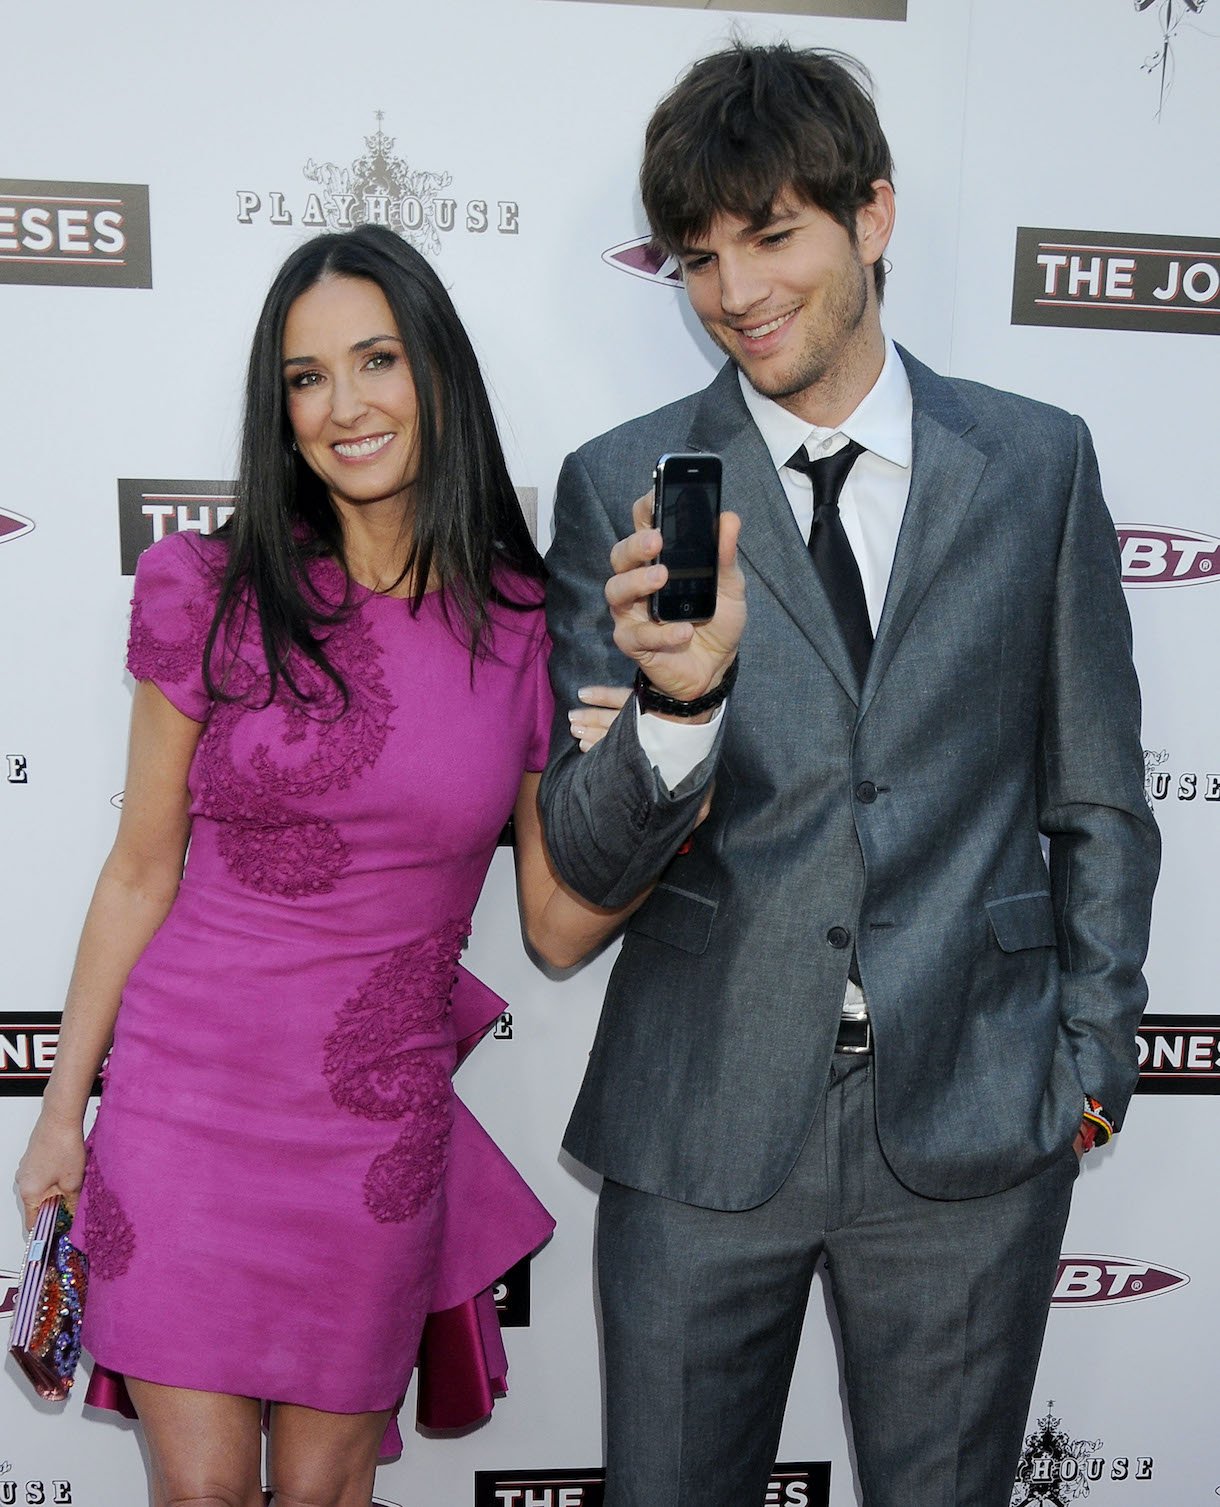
[596,1055,1078,1507]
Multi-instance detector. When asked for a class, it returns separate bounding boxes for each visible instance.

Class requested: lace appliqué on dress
[127,594,213,687]
[127,552,394,899]
[80,1150,136,1280]
[323,919,469,1223]
[193,593,393,900]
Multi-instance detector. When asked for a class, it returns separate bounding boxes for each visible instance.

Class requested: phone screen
[651,453,722,622]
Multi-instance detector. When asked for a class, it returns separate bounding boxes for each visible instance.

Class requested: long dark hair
[204,224,545,704]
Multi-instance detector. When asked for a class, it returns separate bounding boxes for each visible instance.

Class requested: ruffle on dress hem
[80,966,542,1461]
[83,1283,508,1461]
[451,962,508,1063]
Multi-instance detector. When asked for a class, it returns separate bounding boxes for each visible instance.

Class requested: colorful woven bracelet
[1081,1096,1114,1150]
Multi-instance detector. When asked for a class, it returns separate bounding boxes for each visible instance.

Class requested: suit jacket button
[855,780,878,803]
[827,926,850,949]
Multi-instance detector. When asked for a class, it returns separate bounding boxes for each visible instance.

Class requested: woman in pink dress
[15,225,635,1507]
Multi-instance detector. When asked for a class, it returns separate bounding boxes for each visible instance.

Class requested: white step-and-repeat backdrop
[1,1,1215,1502]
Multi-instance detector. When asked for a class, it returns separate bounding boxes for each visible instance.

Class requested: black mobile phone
[649,452,722,623]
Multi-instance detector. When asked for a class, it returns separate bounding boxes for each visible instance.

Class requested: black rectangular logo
[0,1013,103,1097]
[1012,227,1220,335]
[0,178,152,288]
[118,478,236,575]
[118,482,536,574]
[474,1462,830,1506]
[1136,1014,1220,1094]
[492,1255,531,1328]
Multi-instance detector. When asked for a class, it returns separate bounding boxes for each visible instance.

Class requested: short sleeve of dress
[126,533,222,723]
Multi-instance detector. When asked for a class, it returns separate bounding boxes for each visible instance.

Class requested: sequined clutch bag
[10,1196,88,1401]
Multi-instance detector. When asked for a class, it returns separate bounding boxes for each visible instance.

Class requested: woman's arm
[512,768,651,971]
[16,681,203,1225]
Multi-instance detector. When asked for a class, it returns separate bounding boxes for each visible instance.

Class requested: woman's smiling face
[282,274,421,524]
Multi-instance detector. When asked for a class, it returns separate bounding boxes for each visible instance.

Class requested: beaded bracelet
[1079,1095,1115,1152]
[634,655,739,718]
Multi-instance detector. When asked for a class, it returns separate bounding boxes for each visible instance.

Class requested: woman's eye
[289,371,322,390]
[365,350,397,371]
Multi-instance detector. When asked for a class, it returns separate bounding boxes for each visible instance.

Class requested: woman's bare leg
[124,1377,265,1507]
[267,1402,394,1507]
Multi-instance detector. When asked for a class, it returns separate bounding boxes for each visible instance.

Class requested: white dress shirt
[638,338,913,783]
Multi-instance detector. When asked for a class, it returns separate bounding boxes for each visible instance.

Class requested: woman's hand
[16,1114,87,1230]
[568,685,632,753]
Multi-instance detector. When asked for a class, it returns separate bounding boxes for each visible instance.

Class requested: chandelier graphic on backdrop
[303,113,454,257]
[1136,0,1210,118]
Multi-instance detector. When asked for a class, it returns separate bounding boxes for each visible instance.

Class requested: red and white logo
[476,1463,829,1506]
[1136,1014,1220,1092]
[1052,1255,1189,1307]
[602,236,682,286]
[1116,524,1220,586]
[0,1268,20,1320]
[0,507,33,543]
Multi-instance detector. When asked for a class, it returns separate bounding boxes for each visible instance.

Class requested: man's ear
[856,180,895,268]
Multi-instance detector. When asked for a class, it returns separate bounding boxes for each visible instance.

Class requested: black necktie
[788,439,872,688]
[789,440,870,987]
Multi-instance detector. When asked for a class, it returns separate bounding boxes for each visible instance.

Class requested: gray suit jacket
[539,348,1159,1208]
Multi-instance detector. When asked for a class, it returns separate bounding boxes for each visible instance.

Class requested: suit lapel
[860,349,988,718]
[687,364,864,704]
[684,353,990,714]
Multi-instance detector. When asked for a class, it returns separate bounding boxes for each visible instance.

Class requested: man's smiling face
[678,191,887,423]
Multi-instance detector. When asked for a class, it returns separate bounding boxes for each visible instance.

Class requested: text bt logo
[1052,1255,1188,1306]
[1117,525,1220,587]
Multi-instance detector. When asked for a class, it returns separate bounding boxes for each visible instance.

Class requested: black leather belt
[835,1016,872,1054]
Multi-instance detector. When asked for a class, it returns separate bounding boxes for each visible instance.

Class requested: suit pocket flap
[626,882,717,956]
[986,891,1056,952]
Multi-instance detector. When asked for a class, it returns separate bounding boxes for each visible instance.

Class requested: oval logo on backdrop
[1116,524,1220,587]
[602,236,682,285]
[0,507,34,543]
[0,1267,21,1319]
[1051,1254,1189,1306]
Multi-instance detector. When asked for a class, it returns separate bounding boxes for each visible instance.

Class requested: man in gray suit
[539,42,1158,1507]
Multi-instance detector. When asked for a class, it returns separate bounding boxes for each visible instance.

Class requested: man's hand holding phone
[605,487,745,722]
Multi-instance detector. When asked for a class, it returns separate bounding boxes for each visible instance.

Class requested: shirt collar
[738,337,913,473]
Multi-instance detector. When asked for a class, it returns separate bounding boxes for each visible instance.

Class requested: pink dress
[72,530,555,1438]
